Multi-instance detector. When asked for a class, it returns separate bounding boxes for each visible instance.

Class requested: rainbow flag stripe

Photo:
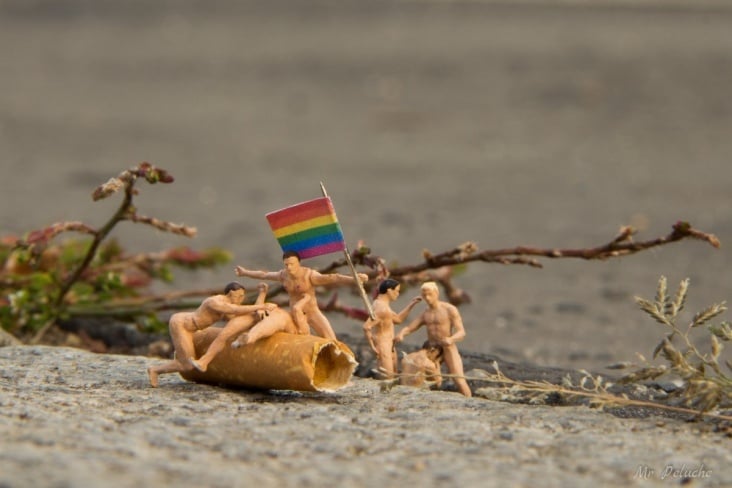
[265,197,346,259]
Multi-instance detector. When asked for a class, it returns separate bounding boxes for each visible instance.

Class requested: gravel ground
[0,345,729,487]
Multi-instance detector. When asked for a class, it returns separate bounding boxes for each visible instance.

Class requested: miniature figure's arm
[234,266,281,281]
[213,300,278,316]
[443,304,466,346]
[254,282,269,320]
[392,296,422,324]
[362,319,379,355]
[394,315,423,343]
[310,270,369,287]
[425,361,442,388]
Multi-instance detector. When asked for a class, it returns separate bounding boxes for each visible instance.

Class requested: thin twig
[389,222,719,276]
[251,221,720,316]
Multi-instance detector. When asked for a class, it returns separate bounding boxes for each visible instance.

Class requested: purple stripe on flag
[295,241,346,259]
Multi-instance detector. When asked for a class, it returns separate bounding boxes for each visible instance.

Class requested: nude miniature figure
[362,278,422,378]
[189,282,293,372]
[400,342,444,389]
[146,282,278,387]
[394,282,472,397]
[234,250,368,340]
[230,302,300,349]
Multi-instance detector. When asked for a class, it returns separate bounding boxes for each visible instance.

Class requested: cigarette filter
[181,328,357,392]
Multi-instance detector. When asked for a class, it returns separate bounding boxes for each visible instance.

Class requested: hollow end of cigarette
[312,341,357,391]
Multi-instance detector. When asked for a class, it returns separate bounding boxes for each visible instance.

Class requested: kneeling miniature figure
[400,342,444,389]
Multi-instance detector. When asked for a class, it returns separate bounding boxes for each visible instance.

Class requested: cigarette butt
[181,328,357,392]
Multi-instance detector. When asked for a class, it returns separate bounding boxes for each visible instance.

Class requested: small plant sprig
[625,276,732,414]
[0,162,229,342]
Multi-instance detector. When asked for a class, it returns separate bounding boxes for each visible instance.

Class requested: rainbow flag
[265,197,346,259]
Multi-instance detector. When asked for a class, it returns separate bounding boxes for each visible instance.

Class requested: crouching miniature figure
[400,342,443,389]
[395,282,472,397]
[146,282,278,387]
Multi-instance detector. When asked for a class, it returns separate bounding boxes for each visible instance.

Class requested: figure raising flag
[235,184,374,340]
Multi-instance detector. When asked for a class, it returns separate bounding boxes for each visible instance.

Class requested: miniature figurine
[146,282,277,387]
[235,250,368,340]
[362,278,422,378]
[230,306,299,349]
[395,281,472,397]
[400,341,444,389]
[188,282,295,372]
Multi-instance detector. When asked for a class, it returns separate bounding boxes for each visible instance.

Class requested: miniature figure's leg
[426,361,443,389]
[147,365,159,387]
[442,345,472,397]
[147,315,198,387]
[191,314,258,371]
[169,319,196,363]
[147,360,186,387]
[306,308,337,340]
[159,318,198,377]
[241,309,294,345]
[376,343,395,379]
[392,343,398,375]
[291,296,312,334]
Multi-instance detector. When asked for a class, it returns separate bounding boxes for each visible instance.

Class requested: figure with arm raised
[363,278,421,378]
[235,251,368,340]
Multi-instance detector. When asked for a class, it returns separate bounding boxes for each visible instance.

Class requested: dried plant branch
[262,221,719,317]
[23,222,97,245]
[388,221,719,276]
[319,292,371,321]
[102,288,226,307]
[26,162,193,343]
[126,214,196,237]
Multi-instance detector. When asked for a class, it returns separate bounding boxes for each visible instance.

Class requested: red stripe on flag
[266,197,336,230]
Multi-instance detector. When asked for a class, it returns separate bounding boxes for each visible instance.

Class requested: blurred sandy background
[1,0,731,371]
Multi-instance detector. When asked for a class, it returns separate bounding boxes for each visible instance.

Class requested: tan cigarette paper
[181,328,357,392]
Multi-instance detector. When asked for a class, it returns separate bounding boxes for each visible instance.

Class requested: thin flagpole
[320,182,376,320]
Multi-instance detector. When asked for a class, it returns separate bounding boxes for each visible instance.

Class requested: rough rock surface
[1,346,729,487]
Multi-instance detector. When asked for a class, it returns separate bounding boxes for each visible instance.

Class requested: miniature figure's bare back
[167,295,240,360]
[400,349,442,388]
